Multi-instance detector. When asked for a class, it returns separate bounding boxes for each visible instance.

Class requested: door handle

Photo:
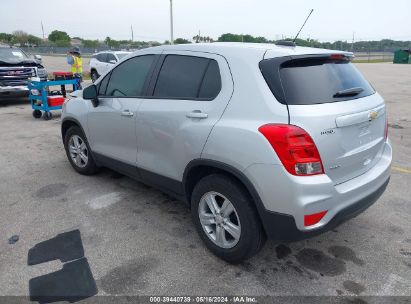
[121,110,134,117]
[186,110,208,119]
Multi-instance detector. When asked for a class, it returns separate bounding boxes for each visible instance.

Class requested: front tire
[191,174,266,263]
[64,126,98,175]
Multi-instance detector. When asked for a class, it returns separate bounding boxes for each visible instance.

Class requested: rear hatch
[260,53,387,185]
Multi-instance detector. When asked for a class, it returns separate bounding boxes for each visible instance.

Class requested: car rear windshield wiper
[333,87,364,98]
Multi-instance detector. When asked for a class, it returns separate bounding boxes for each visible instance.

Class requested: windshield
[0,48,29,62]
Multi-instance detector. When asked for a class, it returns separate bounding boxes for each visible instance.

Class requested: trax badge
[321,129,335,135]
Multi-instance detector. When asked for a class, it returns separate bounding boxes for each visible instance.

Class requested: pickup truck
[0,47,48,98]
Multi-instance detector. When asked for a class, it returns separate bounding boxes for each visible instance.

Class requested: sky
[1,0,411,42]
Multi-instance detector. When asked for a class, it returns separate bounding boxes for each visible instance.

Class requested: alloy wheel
[198,191,241,249]
[68,135,89,168]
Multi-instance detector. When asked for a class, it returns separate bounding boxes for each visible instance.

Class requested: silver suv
[62,43,392,263]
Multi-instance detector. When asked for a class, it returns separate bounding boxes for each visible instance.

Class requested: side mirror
[109,59,117,64]
[83,84,99,107]
[34,54,42,63]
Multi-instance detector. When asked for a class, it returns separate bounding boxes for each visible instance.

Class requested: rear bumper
[0,85,29,98]
[260,177,389,241]
[245,141,392,241]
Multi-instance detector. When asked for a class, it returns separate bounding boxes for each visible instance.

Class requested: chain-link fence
[20,46,142,56]
[20,45,396,63]
[352,51,394,62]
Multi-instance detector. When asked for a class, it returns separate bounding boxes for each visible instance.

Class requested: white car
[89,51,131,82]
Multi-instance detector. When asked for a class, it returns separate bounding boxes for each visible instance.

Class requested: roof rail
[275,41,296,47]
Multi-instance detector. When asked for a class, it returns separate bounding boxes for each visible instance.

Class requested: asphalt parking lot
[0,63,410,299]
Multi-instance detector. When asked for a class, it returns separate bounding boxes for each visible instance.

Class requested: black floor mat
[29,257,97,303]
[28,230,84,265]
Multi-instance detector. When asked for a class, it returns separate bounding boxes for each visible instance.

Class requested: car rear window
[260,56,375,105]
[153,55,221,100]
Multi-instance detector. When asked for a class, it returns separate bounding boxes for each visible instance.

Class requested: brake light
[329,54,352,61]
[258,124,324,176]
[304,211,328,227]
[329,54,344,60]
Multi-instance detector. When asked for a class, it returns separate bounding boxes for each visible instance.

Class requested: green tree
[104,36,120,49]
[174,38,191,44]
[82,39,99,48]
[48,30,70,43]
[150,41,161,47]
[27,35,42,46]
[12,30,29,45]
[55,40,71,47]
[0,33,14,45]
[218,33,242,42]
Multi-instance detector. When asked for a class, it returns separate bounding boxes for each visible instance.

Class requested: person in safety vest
[67,47,83,89]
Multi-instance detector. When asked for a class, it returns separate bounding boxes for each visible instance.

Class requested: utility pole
[169,0,174,44]
[351,32,355,52]
[131,25,134,42]
[41,21,45,40]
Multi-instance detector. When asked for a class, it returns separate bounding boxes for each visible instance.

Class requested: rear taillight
[258,124,324,176]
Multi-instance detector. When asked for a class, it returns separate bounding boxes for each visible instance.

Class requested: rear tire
[64,126,98,175]
[191,174,266,264]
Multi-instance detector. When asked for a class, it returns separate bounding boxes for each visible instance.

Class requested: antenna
[131,25,134,42]
[293,9,314,43]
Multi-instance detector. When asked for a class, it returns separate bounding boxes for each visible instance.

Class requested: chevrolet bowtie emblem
[368,111,378,121]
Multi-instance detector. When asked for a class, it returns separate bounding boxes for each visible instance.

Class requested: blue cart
[28,79,81,120]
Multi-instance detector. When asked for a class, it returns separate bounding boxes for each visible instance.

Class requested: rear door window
[198,60,221,99]
[105,55,155,97]
[261,56,375,105]
[106,53,117,63]
[97,53,108,62]
[153,55,221,100]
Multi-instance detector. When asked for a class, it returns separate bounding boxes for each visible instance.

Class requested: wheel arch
[183,159,269,234]
[61,117,87,142]
[183,159,268,231]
